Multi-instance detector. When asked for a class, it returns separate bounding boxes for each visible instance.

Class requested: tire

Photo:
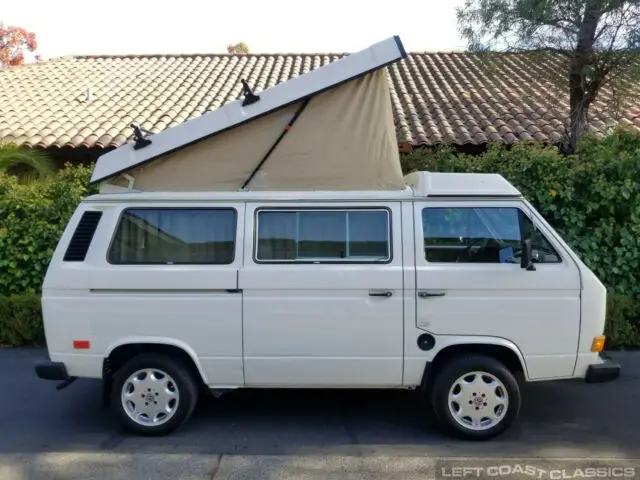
[110,353,199,436]
[430,355,521,440]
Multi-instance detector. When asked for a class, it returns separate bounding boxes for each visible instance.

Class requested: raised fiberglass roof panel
[405,171,522,197]
[90,36,407,185]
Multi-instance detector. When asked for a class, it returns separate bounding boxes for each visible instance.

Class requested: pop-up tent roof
[92,36,408,192]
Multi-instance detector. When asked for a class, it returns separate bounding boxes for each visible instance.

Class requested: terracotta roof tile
[1,52,639,150]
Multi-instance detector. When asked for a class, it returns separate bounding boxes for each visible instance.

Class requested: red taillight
[73,340,90,350]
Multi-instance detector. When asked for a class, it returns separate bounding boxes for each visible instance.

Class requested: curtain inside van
[108,209,237,264]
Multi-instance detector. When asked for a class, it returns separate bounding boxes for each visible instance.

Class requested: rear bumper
[585,354,620,383]
[35,361,69,381]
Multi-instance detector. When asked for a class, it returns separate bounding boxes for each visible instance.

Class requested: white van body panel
[104,336,210,383]
[520,199,608,377]
[240,202,404,387]
[43,201,246,386]
[414,199,581,380]
[40,173,610,390]
[403,335,529,386]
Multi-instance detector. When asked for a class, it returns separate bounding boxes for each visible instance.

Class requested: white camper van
[35,37,619,440]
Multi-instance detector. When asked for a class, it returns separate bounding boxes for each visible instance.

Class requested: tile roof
[1,51,639,151]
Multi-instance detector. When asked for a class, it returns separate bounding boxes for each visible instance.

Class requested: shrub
[0,293,44,346]
[0,163,97,296]
[605,295,640,349]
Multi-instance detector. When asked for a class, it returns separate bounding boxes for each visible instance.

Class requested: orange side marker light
[591,336,606,353]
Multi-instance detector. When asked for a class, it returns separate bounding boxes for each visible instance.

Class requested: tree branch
[601,0,640,15]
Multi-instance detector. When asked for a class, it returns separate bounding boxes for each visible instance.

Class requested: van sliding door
[239,202,404,387]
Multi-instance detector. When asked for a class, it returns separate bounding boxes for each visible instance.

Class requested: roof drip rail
[131,124,153,150]
[241,79,260,106]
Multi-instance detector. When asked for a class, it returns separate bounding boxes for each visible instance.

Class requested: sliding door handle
[369,290,393,297]
[418,291,446,298]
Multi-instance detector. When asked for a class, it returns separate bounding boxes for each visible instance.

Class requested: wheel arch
[103,338,208,394]
[422,336,529,389]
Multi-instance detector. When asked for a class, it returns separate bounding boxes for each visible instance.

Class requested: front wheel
[111,353,199,436]
[431,355,521,440]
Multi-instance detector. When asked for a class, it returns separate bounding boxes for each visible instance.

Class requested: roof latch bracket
[241,79,261,107]
[131,123,153,150]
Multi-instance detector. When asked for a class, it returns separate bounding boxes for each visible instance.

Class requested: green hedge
[0,163,97,296]
[0,293,44,346]
[606,294,640,349]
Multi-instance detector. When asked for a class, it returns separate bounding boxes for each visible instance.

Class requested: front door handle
[418,291,446,298]
[369,290,393,297]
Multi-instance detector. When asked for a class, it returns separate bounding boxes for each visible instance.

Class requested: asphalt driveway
[0,349,638,479]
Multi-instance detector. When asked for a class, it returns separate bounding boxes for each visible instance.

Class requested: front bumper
[585,353,621,383]
[35,361,69,381]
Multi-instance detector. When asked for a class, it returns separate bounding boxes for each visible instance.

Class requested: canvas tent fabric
[92,36,405,186]
[106,69,405,192]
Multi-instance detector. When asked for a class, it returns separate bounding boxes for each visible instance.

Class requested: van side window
[422,207,560,264]
[256,209,390,262]
[108,208,236,265]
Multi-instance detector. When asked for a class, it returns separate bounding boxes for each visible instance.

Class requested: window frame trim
[420,205,562,265]
[106,206,239,266]
[253,206,393,265]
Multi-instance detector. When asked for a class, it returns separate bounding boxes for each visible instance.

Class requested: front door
[414,200,581,379]
[240,202,404,386]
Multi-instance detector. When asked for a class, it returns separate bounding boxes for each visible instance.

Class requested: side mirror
[521,239,537,271]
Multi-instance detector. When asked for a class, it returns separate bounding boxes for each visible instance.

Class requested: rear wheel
[111,353,199,436]
[430,355,521,440]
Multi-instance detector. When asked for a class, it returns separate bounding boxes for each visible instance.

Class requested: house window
[256,209,390,262]
[108,208,236,264]
[422,207,560,264]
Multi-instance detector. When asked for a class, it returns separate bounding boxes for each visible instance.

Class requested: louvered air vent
[63,211,103,262]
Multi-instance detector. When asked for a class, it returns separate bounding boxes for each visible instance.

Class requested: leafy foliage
[0,143,55,180]
[0,293,44,346]
[456,1,640,153]
[457,0,640,52]
[0,22,37,66]
[605,294,640,349]
[227,42,250,54]
[0,163,97,296]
